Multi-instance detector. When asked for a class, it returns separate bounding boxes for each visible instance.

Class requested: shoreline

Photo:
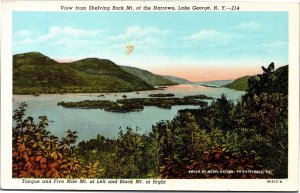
[12,84,196,97]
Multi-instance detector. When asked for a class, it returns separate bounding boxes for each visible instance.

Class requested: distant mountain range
[13,52,176,94]
[194,80,234,88]
[162,75,191,84]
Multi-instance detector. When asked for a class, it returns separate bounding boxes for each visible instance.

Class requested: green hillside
[13,52,153,94]
[121,66,177,86]
[224,65,287,91]
[223,76,256,91]
[162,75,191,84]
[67,59,154,91]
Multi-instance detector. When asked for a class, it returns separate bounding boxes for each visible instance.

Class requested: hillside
[66,58,153,91]
[13,52,153,94]
[120,66,177,86]
[223,65,287,91]
[162,75,191,84]
[223,76,256,91]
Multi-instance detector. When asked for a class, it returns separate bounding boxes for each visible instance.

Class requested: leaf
[25,162,32,170]
[57,152,62,159]
[59,164,68,169]
[50,162,58,169]
[215,153,221,160]
[18,144,26,152]
[32,143,37,148]
[36,156,42,162]
[19,171,30,178]
[40,157,47,163]
[53,153,58,161]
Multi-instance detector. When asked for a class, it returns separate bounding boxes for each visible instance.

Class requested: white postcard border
[1,1,299,191]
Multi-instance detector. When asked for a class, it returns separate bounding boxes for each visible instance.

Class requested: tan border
[1,1,299,191]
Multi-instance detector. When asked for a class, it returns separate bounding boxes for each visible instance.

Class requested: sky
[13,11,288,81]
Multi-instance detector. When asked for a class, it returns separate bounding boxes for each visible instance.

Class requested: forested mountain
[121,66,177,86]
[13,52,153,94]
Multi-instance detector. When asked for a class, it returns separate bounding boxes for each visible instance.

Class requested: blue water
[13,85,244,141]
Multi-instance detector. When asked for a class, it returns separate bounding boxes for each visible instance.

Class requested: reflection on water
[13,85,244,141]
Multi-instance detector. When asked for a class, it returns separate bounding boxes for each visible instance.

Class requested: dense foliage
[12,103,100,178]
[13,63,288,179]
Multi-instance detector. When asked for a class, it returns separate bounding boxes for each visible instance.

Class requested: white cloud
[259,40,288,56]
[260,40,287,48]
[106,26,170,55]
[187,30,235,43]
[14,30,32,37]
[48,26,103,37]
[109,26,169,41]
[14,25,170,56]
[14,26,104,45]
[126,26,168,38]
[238,21,261,30]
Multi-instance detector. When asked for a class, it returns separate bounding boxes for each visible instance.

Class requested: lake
[13,84,244,141]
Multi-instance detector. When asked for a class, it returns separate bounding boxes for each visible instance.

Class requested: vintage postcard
[1,0,299,191]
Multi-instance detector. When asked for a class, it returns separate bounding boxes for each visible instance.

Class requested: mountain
[223,76,255,91]
[162,75,191,84]
[13,52,153,94]
[120,66,177,86]
[66,59,154,90]
[223,65,288,91]
[194,80,234,87]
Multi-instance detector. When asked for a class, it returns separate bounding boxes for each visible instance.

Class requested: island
[148,93,175,97]
[57,94,213,112]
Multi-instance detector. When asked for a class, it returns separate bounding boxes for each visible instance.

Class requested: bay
[13,84,244,141]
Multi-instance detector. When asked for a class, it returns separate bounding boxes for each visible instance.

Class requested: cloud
[259,40,288,55]
[187,30,235,44]
[126,26,168,38]
[109,26,169,41]
[14,25,171,57]
[107,26,170,55]
[238,21,261,30]
[14,30,32,37]
[14,26,104,45]
[48,26,103,37]
[260,40,287,48]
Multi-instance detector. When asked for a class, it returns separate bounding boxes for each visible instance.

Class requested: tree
[12,103,99,178]
[241,63,288,177]
[207,94,236,132]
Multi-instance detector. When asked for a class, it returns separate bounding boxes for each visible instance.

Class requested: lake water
[13,84,244,141]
